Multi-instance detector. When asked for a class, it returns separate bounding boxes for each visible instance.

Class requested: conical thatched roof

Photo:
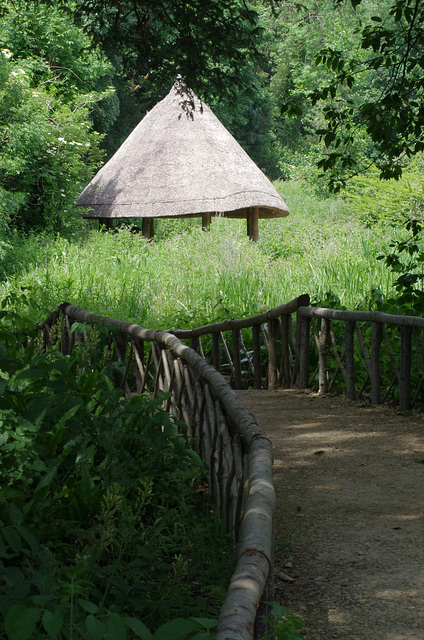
[77,80,289,221]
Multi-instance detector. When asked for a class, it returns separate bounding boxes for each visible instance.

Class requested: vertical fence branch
[344,320,356,400]
[212,332,221,372]
[252,324,262,390]
[400,325,412,412]
[371,322,382,405]
[267,319,278,390]
[279,315,290,388]
[296,295,310,389]
[232,329,242,389]
[318,317,329,395]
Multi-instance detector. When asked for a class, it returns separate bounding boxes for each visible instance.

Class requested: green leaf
[15,367,43,380]
[0,378,7,396]
[5,604,41,640]
[78,599,99,614]
[9,503,23,526]
[154,618,198,640]
[191,619,217,631]
[57,403,81,429]
[17,525,39,552]
[3,566,24,586]
[86,614,106,639]
[0,535,7,557]
[2,527,22,553]
[42,609,63,638]
[124,616,153,640]
[31,463,59,494]
[106,613,127,640]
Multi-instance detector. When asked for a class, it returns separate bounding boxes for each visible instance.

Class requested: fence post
[280,315,290,388]
[295,294,310,389]
[371,322,382,404]
[212,332,221,372]
[252,324,262,389]
[400,326,412,412]
[344,320,356,400]
[268,318,278,390]
[191,335,200,352]
[318,317,329,394]
[232,329,242,389]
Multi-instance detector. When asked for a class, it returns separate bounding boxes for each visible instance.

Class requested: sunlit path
[237,389,424,640]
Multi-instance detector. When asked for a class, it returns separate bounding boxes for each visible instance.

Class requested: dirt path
[237,389,424,640]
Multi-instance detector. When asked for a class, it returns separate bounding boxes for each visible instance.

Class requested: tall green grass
[1,181,400,327]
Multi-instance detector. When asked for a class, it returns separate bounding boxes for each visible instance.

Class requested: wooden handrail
[298,305,424,327]
[175,297,424,411]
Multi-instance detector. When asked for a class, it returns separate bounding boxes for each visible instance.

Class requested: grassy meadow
[0,181,400,328]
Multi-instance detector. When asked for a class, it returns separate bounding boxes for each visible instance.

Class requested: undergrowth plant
[0,310,233,639]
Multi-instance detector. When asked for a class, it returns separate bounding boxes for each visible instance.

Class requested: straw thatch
[77,79,289,234]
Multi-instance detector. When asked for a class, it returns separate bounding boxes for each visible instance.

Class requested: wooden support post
[280,315,290,388]
[371,322,382,404]
[400,325,412,411]
[247,207,259,242]
[202,212,212,231]
[295,294,310,389]
[232,329,242,389]
[318,317,329,394]
[252,324,262,389]
[345,320,356,400]
[142,217,154,239]
[212,332,220,372]
[268,318,278,390]
[246,210,252,239]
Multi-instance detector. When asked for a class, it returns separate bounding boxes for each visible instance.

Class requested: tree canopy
[0,0,265,230]
[2,0,424,230]
[281,0,424,190]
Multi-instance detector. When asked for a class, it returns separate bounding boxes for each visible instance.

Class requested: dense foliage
[0,4,111,232]
[311,0,424,189]
[0,0,268,231]
[0,311,232,639]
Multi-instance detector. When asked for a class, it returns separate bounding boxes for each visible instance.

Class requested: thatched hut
[77,79,289,240]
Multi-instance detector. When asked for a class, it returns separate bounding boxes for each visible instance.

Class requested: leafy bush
[0,0,116,232]
[0,313,233,638]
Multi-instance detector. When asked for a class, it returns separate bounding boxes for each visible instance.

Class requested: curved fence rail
[170,296,424,410]
[170,294,310,391]
[37,303,276,640]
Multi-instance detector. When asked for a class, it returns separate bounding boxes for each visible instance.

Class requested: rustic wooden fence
[36,296,424,637]
[171,294,424,411]
[170,295,310,391]
[37,303,275,640]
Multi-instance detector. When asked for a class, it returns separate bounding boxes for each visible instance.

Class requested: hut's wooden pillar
[247,207,259,242]
[142,218,155,239]
[202,212,212,231]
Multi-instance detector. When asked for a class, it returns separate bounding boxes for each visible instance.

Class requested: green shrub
[0,314,233,638]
